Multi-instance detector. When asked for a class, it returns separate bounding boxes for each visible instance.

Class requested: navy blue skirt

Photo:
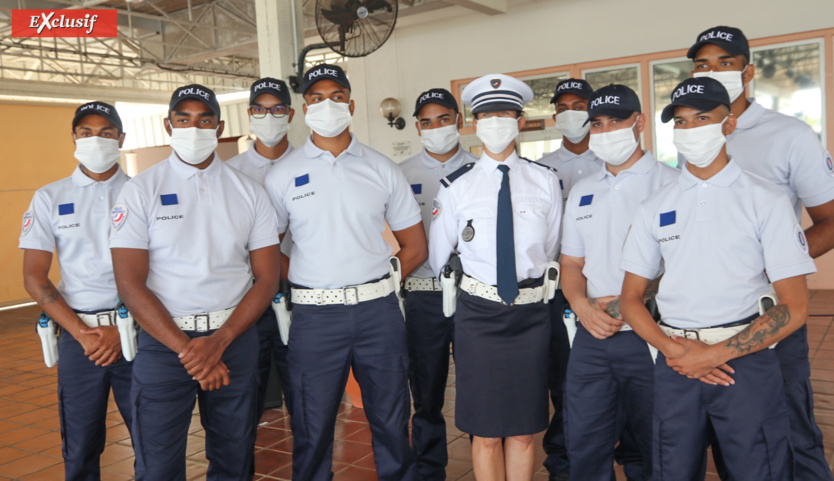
[454,291,551,437]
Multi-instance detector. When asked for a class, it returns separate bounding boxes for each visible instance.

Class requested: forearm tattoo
[605,299,622,319]
[603,277,660,319]
[724,304,791,356]
[39,283,59,306]
[643,277,660,302]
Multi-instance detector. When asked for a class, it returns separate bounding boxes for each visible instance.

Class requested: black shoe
[548,473,569,481]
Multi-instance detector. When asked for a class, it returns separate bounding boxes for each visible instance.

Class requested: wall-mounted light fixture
[380,97,406,130]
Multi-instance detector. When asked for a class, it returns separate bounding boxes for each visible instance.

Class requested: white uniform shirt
[399,146,478,279]
[226,142,295,257]
[110,153,280,317]
[264,134,422,289]
[538,146,603,202]
[20,166,129,311]
[561,152,678,299]
[621,160,816,329]
[429,151,563,285]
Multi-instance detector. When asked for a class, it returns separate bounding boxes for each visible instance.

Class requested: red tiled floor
[2,297,834,480]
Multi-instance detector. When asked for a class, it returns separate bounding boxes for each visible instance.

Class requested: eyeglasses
[250,104,288,119]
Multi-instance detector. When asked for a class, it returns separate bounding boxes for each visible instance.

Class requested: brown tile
[352,452,376,469]
[99,443,135,467]
[447,437,473,461]
[344,426,373,445]
[255,449,292,475]
[105,423,131,444]
[333,465,378,481]
[13,431,62,452]
[255,426,292,449]
[446,457,473,479]
[19,462,64,480]
[0,446,31,466]
[0,453,62,478]
[270,436,293,454]
[185,459,209,480]
[6,407,55,425]
[332,440,373,465]
[1,425,51,446]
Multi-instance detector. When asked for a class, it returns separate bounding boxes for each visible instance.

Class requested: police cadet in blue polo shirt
[226,77,296,420]
[430,74,563,481]
[687,26,834,481]
[561,85,678,481]
[21,101,133,481]
[537,78,602,481]
[263,64,426,481]
[111,84,281,481]
[620,76,816,481]
[399,88,478,481]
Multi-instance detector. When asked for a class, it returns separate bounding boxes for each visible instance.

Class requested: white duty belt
[291,277,395,306]
[404,277,443,292]
[659,323,757,346]
[460,274,544,305]
[172,306,236,332]
[77,310,117,328]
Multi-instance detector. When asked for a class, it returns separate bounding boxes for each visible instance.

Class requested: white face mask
[555,110,590,143]
[588,120,640,166]
[304,99,352,138]
[74,136,121,174]
[693,66,748,102]
[673,118,728,168]
[249,114,289,148]
[476,116,519,153]
[420,124,460,155]
[170,126,218,165]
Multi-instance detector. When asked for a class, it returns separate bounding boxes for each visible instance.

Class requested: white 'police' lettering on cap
[79,103,111,115]
[700,30,734,42]
[590,95,621,109]
[308,67,340,80]
[419,91,445,103]
[558,81,585,92]
[178,87,211,101]
[671,84,705,102]
[254,81,282,92]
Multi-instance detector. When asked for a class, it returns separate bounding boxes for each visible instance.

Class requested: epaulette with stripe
[440,162,476,188]
[521,156,558,175]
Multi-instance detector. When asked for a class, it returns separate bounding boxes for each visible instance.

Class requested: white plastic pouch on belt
[648,342,659,364]
[116,302,138,362]
[564,309,577,348]
[440,262,460,317]
[543,261,560,304]
[389,256,405,318]
[36,313,59,368]
[759,285,779,316]
[272,293,292,345]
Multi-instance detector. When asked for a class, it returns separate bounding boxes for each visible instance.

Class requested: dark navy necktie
[496,164,518,305]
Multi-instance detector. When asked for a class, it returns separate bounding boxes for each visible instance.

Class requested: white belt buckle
[344,286,359,305]
[315,290,324,306]
[96,312,112,327]
[466,280,476,296]
[194,314,210,332]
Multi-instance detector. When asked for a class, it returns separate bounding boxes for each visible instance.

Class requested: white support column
[254,0,308,147]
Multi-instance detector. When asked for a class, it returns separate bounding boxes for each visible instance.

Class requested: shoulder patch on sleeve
[431,198,442,222]
[21,211,33,236]
[440,162,476,188]
[111,203,128,231]
[795,224,809,254]
[521,157,558,175]
[824,151,834,177]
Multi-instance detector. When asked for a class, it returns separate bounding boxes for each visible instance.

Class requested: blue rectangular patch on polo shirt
[58,203,74,215]
[559,179,564,191]
[660,211,676,227]
[295,174,309,187]
[579,194,593,206]
[411,184,422,194]
[161,194,178,206]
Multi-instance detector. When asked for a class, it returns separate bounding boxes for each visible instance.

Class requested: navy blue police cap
[550,78,594,104]
[661,77,731,123]
[585,84,641,124]
[413,88,459,117]
[302,64,351,95]
[169,84,221,119]
[687,26,750,60]
[73,101,122,133]
[250,77,292,106]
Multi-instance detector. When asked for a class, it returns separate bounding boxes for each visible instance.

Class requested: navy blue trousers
[58,331,133,481]
[288,293,416,481]
[565,326,653,481]
[405,290,454,481]
[131,327,259,481]
[653,349,791,481]
[255,306,291,417]
[543,291,570,475]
